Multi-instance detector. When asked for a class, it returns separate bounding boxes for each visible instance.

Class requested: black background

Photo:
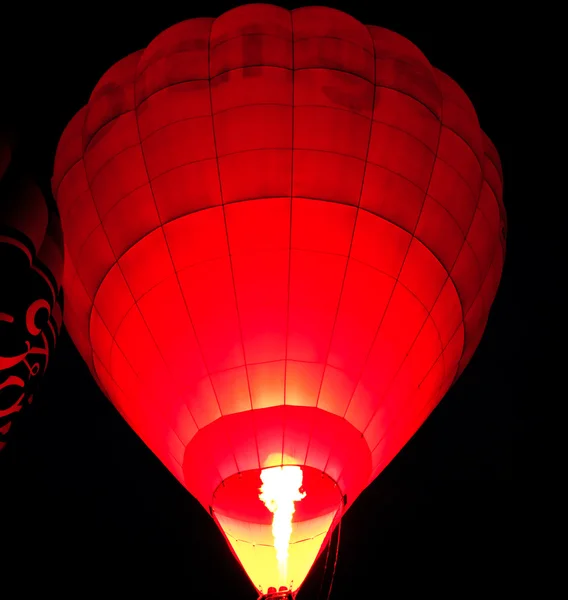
[1,2,528,597]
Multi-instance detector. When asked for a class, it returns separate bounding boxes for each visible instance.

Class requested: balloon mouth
[211,465,344,594]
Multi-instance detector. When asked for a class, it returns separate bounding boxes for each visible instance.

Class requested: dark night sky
[0,2,528,597]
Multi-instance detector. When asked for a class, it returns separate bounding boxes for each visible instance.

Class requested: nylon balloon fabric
[52,4,506,593]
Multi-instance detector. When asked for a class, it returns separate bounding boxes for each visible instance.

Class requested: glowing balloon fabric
[52,5,505,593]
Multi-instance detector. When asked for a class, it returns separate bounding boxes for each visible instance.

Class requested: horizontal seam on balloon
[99,62,377,127]
[81,130,437,199]
[134,66,436,114]
[67,151,492,390]
[333,78,447,448]
[62,178,151,222]
[144,147,425,190]
[451,248,502,361]
[358,160,496,456]
[357,234,484,440]
[483,150,504,185]
[90,295,193,452]
[132,74,440,125]
[93,349,187,465]
[479,170,501,210]
[130,32,431,85]
[440,125,484,176]
[343,301,450,415]
[91,271,447,398]
[308,25,377,469]
[207,25,257,466]
[67,270,167,441]
[63,148,431,226]
[137,32,304,80]
[53,158,85,197]
[69,190,479,286]
[54,79,445,190]
[89,244,452,383]
[211,31,375,57]
[84,145,365,190]
[368,252,501,458]
[65,148,432,228]
[142,105,434,148]
[474,185,502,236]
[440,124,484,172]
[90,344,158,442]
[132,52,212,438]
[83,84,360,156]
[67,85,448,202]
[357,307,450,430]
[66,46,443,164]
[100,292,196,450]
[428,154,482,202]
[70,186,446,279]
[83,145,426,197]
[82,112,442,191]
[98,63,440,141]
[80,97,203,442]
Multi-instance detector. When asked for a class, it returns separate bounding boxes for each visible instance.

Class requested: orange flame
[259,466,307,587]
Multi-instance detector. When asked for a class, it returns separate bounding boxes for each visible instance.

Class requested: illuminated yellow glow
[259,466,306,587]
[215,510,337,593]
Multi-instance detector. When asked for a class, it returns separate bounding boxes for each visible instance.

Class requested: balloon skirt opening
[211,465,343,594]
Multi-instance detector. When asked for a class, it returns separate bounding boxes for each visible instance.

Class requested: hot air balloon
[52,4,506,597]
[0,137,64,451]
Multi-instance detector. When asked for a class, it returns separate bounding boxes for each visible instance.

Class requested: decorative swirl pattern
[0,135,63,451]
[0,244,61,450]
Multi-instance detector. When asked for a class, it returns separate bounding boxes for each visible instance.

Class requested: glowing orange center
[259,466,307,587]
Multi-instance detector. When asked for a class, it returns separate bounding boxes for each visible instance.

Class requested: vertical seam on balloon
[420,220,503,394]
[131,25,228,488]
[337,61,446,427]
[329,53,447,490]
[71,219,186,454]
[207,21,258,474]
[310,24,378,478]
[80,209,444,366]
[82,57,203,440]
[411,250,499,406]
[373,150,490,408]
[80,160,188,451]
[361,235,480,446]
[313,27,378,411]
[281,10,295,469]
[75,105,142,409]
[132,49,220,435]
[53,74,441,195]
[359,124,492,461]
[88,344,168,461]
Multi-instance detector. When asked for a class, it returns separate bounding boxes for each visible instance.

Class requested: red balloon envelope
[0,137,63,451]
[52,4,506,594]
